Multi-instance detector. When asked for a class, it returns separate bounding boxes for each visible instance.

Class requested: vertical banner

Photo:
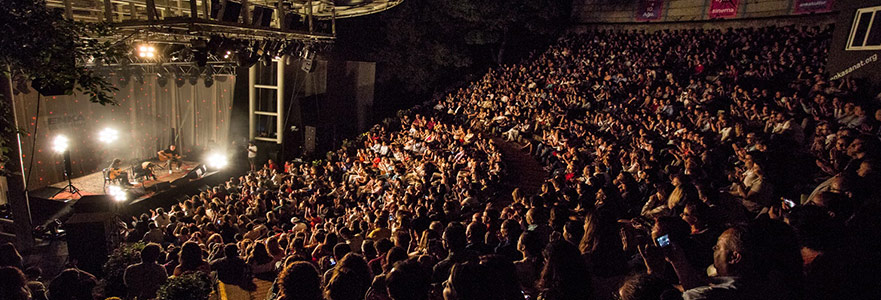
[793,0,834,14]
[636,0,665,21]
[708,0,740,19]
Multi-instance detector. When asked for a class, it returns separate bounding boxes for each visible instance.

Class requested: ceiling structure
[44,0,402,69]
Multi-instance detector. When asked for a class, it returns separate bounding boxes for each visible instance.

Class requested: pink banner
[793,0,833,14]
[708,0,739,19]
[636,0,665,21]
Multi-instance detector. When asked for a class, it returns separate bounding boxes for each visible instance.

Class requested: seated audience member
[278,262,322,300]
[124,243,167,300]
[48,268,97,300]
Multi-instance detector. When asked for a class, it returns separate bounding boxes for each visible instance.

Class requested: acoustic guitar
[108,168,125,180]
[158,151,182,162]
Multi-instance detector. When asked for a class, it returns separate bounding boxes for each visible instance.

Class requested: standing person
[248,142,258,172]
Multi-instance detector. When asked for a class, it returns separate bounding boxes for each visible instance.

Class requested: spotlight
[52,135,69,153]
[206,152,228,169]
[107,185,128,202]
[204,75,214,88]
[174,71,186,88]
[137,44,157,59]
[98,127,119,144]
[157,72,168,87]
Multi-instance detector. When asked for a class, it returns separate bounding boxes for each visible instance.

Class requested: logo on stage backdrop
[793,0,833,14]
[636,0,665,21]
[47,115,86,131]
[708,0,739,19]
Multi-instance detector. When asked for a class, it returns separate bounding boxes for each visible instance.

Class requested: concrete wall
[570,11,837,33]
[573,0,817,23]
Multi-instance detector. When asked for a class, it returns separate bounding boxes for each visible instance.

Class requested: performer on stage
[158,144,182,172]
[108,159,132,187]
[134,161,158,181]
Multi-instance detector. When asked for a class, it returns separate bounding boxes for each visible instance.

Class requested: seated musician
[133,161,158,181]
[108,159,132,187]
[158,144,182,172]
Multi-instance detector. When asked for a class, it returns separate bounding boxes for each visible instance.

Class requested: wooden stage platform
[26,160,229,224]
[44,161,203,201]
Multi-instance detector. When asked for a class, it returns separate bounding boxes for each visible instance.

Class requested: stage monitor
[73,195,113,214]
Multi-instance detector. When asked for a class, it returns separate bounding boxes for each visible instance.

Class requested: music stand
[54,150,82,198]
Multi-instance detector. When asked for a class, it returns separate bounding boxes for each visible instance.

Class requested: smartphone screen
[783,198,796,208]
[656,234,671,248]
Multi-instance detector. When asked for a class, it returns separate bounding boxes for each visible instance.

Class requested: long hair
[538,240,591,300]
[578,209,600,254]
[280,262,321,300]
[178,241,205,271]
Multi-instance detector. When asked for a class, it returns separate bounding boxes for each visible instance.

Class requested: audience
[6,23,881,300]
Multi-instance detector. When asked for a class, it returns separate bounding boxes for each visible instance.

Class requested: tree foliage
[0,0,126,105]
[0,0,126,169]
[157,272,214,300]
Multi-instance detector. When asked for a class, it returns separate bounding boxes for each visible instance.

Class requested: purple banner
[708,0,739,19]
[636,0,665,21]
[793,0,833,14]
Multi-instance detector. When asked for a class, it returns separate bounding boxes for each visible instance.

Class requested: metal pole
[63,0,73,20]
[1,67,34,249]
[307,0,313,33]
[241,0,250,24]
[104,0,114,21]
[146,0,156,21]
[276,58,284,144]
[248,65,256,141]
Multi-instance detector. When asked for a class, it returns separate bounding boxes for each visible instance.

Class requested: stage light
[52,135,69,153]
[107,185,128,202]
[137,44,157,59]
[206,152,228,169]
[98,127,119,144]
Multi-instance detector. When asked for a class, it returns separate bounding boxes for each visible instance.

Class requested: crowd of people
[3,23,881,300]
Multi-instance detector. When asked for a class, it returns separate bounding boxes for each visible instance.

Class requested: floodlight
[52,135,69,153]
[98,127,119,144]
[206,152,228,169]
[137,44,157,59]
[107,185,128,202]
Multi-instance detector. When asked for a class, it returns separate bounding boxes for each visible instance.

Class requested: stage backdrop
[12,75,235,190]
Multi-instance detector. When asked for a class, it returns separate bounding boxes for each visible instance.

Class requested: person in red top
[267,159,279,171]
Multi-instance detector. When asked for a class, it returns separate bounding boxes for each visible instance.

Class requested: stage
[45,161,201,200]
[27,160,229,226]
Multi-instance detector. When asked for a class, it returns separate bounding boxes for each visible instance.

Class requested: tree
[0,0,125,248]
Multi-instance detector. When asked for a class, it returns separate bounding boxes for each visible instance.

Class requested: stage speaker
[149,181,172,192]
[212,0,243,22]
[72,195,113,214]
[251,6,273,27]
[185,164,207,179]
[283,13,302,30]
[65,212,115,276]
[171,177,190,187]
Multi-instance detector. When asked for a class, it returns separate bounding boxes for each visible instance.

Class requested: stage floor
[44,161,201,201]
